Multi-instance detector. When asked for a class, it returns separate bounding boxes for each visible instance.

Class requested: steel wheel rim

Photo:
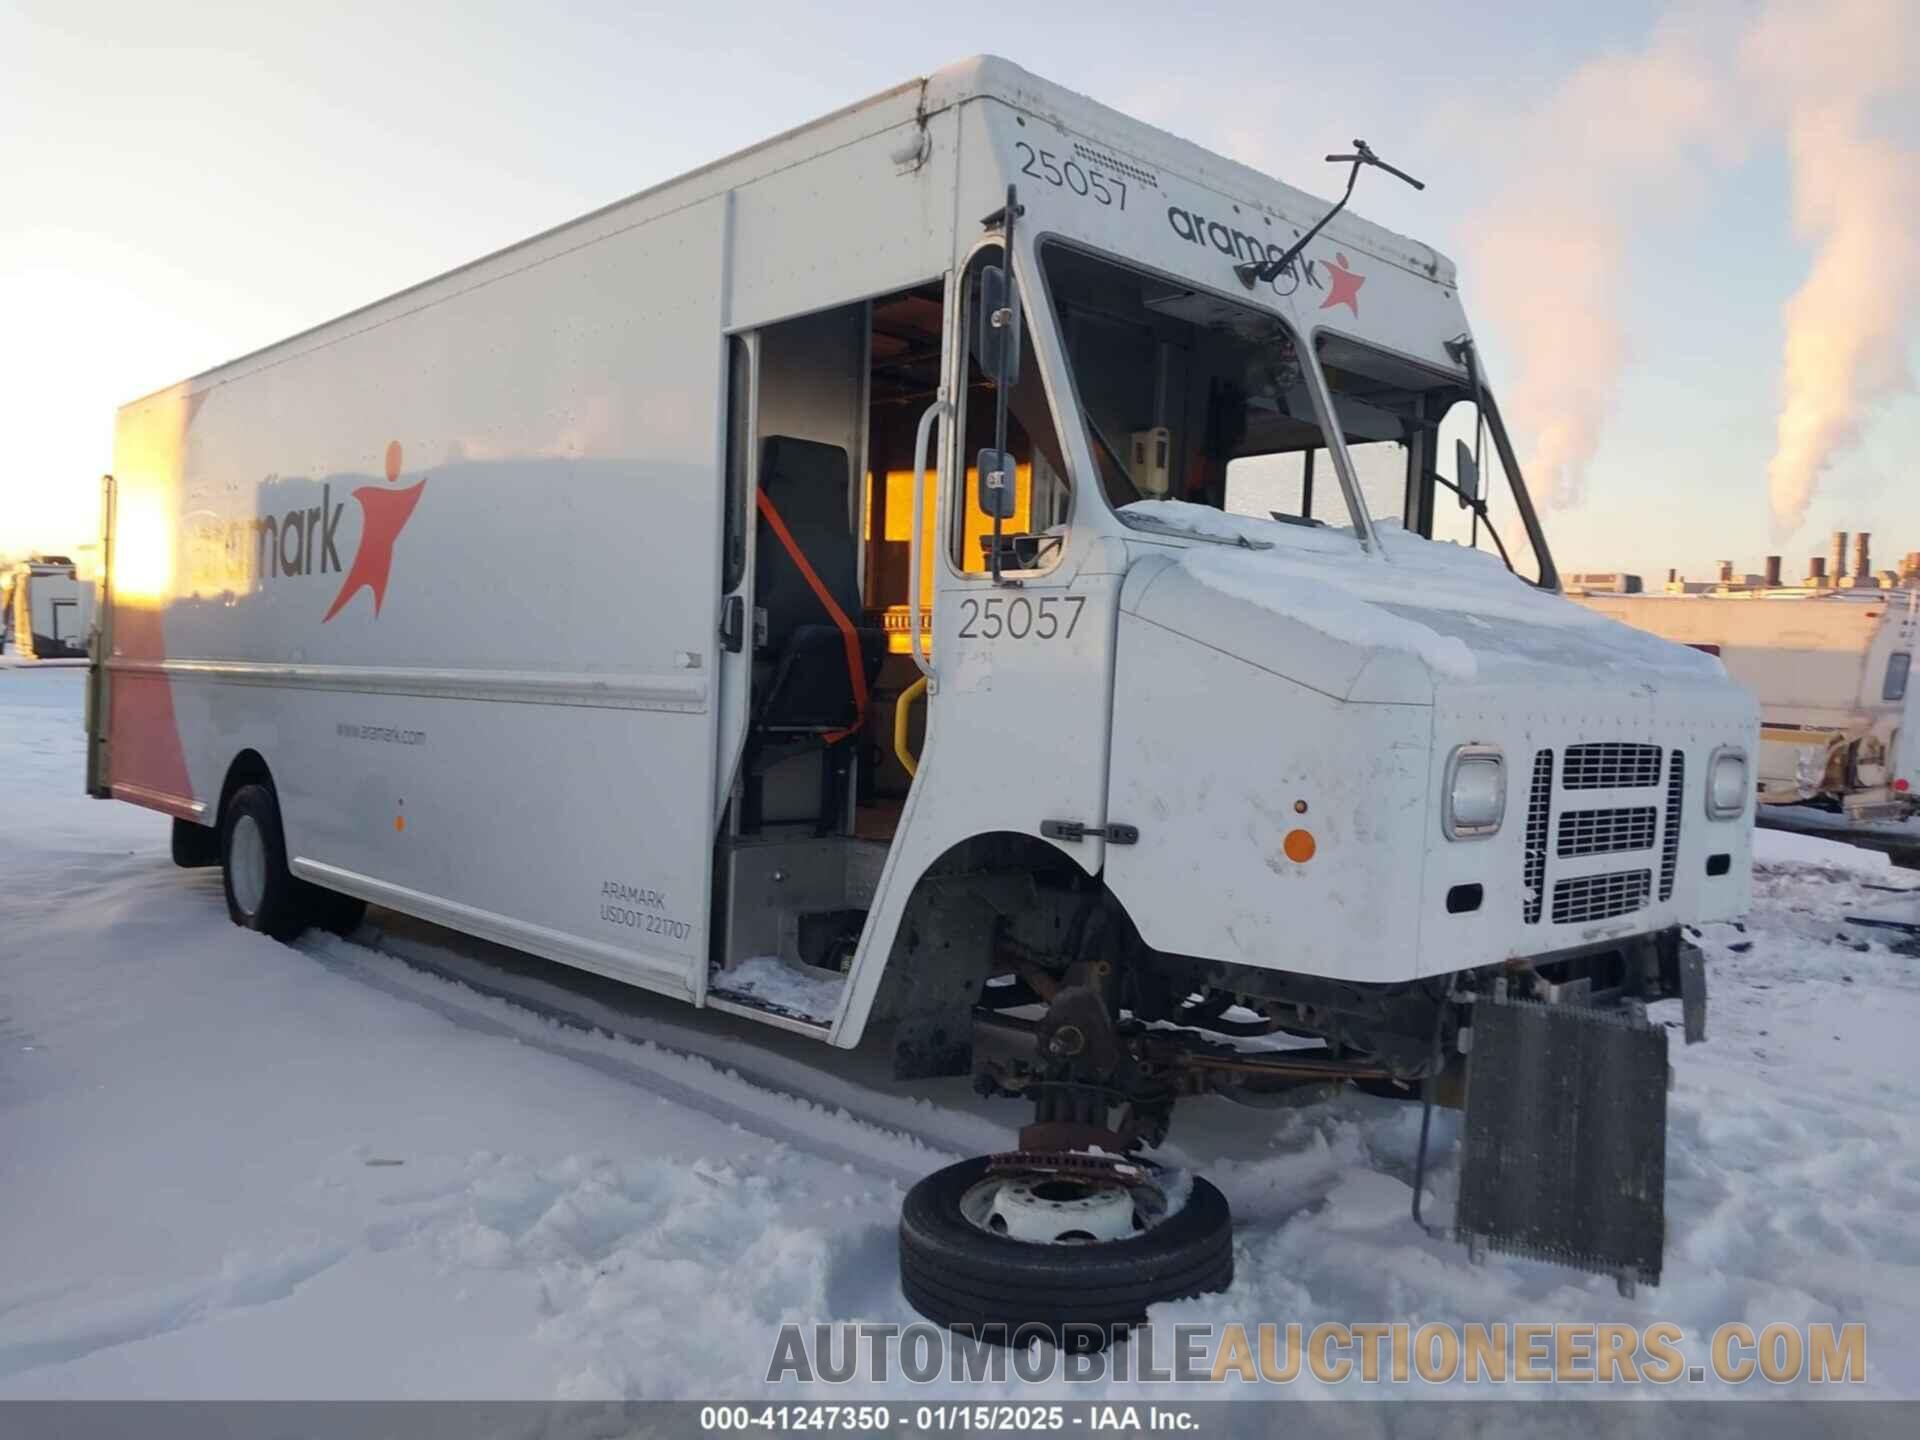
[230,813,268,916]
[958,1171,1170,1245]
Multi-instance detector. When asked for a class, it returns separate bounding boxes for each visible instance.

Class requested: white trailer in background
[1573,589,1918,819]
[88,56,1754,1333]
[4,557,92,660]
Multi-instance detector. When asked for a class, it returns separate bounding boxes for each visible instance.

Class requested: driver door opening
[709,264,1075,1012]
[733,263,1070,849]
[730,282,951,850]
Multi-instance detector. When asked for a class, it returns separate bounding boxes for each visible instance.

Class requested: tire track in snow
[295,927,995,1191]
[0,1246,348,1381]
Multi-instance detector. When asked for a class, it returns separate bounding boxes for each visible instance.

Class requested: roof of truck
[924,57,1454,288]
[134,56,1452,408]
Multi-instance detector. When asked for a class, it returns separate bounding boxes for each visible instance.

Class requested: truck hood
[1115,502,1731,706]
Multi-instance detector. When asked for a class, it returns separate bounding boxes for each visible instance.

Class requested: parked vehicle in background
[4,556,93,660]
[87,56,1753,1338]
[1573,587,1917,820]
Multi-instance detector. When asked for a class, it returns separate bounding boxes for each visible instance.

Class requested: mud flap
[1456,991,1669,1287]
[1678,942,1708,1044]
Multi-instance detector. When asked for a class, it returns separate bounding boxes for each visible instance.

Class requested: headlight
[1444,746,1505,838]
[1707,747,1749,820]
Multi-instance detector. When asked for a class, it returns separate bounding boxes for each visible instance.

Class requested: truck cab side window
[1886,652,1911,703]
[1428,395,1543,585]
[950,255,1070,575]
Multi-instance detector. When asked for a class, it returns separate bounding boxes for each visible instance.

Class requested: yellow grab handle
[894,675,929,778]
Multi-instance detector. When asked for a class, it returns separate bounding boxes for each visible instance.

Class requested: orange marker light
[394,815,406,833]
[1283,828,1316,863]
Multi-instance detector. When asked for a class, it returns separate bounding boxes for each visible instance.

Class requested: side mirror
[1454,438,1481,509]
[976,448,1018,519]
[973,265,1021,387]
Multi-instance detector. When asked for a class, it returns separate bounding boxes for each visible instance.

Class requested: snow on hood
[1119,499,1726,686]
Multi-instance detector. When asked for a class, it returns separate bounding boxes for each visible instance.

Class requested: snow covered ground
[2,664,1917,1402]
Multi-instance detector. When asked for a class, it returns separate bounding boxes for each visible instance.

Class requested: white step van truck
[88,57,1753,1338]
[6,556,93,659]
[1574,587,1917,821]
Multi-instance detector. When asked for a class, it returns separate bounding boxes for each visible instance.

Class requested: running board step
[704,991,834,1038]
[705,956,846,1038]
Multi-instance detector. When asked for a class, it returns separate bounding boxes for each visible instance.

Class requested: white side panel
[1104,607,1430,982]
[116,196,734,1000]
[730,111,959,333]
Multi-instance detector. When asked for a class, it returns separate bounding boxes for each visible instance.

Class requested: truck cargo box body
[98,73,962,1002]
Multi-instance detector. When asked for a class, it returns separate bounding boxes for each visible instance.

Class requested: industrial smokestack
[1718,559,1735,585]
[1765,555,1783,587]
[1903,551,1920,582]
[1832,531,1849,580]
[1855,532,1872,579]
[1809,556,1828,586]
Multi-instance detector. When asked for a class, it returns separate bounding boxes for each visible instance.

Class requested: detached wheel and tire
[221,784,366,940]
[899,1156,1233,1347]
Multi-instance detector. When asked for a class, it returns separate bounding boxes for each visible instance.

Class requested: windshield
[1039,242,1553,585]
[1315,332,1549,584]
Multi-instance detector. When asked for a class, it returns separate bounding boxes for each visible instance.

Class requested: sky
[3,0,1915,581]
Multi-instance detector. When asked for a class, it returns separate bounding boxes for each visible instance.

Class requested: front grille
[1660,751,1686,900]
[1557,806,1657,857]
[1551,870,1651,925]
[1522,750,1553,924]
[1561,742,1662,790]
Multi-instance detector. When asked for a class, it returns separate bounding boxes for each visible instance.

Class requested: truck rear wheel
[898,1156,1232,1348]
[221,784,312,941]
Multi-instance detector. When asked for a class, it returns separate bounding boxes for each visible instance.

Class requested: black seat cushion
[758,624,886,731]
[754,437,877,733]
[757,438,858,652]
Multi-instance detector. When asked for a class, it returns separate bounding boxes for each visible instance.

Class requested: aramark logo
[323,441,427,622]
[201,440,426,622]
[1164,205,1365,314]
[1319,252,1365,316]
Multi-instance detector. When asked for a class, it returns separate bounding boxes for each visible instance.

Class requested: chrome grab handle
[908,391,948,683]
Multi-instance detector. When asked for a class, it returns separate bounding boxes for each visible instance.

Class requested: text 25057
[1015,143,1126,210]
[957,594,1086,642]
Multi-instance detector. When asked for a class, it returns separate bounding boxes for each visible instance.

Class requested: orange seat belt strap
[755,489,868,743]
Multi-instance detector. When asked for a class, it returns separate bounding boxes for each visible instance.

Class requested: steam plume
[1467,10,1737,511]
[1747,0,1920,538]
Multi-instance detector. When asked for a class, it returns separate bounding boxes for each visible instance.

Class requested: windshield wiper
[1235,140,1424,289]
[1121,509,1272,550]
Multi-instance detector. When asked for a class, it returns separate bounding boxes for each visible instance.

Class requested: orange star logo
[1319,252,1366,316]
[322,440,427,623]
